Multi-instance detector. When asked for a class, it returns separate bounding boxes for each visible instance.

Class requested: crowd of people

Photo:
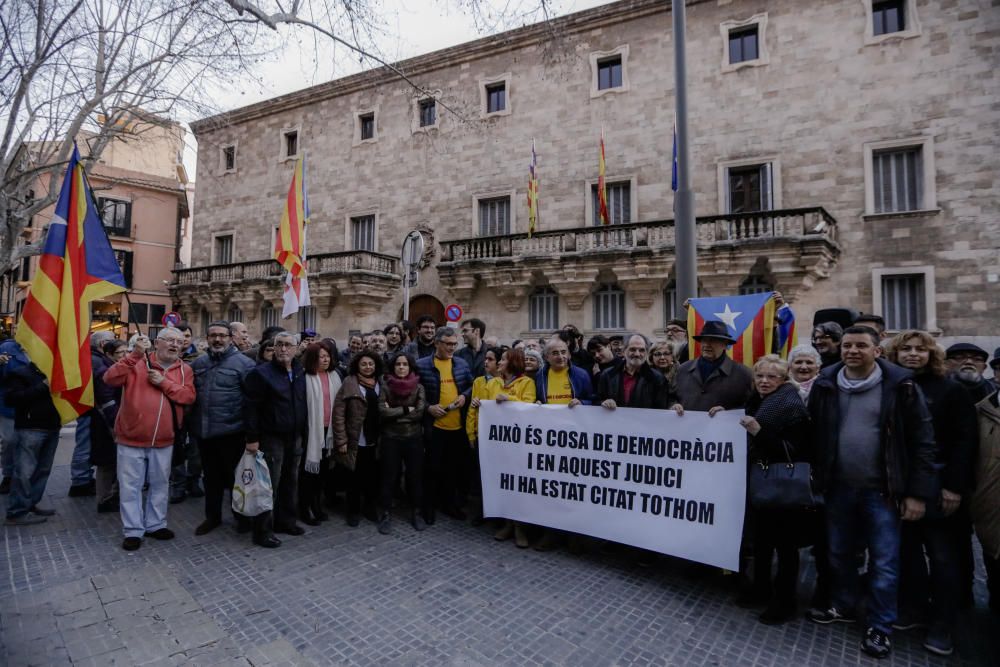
[0,305,998,660]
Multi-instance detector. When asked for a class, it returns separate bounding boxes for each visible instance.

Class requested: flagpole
[672,0,698,303]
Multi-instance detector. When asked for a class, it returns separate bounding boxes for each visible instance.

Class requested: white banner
[478,401,747,570]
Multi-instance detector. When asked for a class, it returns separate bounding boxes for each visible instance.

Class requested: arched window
[528,288,558,331]
[593,284,625,330]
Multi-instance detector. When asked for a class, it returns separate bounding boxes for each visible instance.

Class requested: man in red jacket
[104,327,195,551]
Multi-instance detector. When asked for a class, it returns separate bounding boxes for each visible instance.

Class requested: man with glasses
[946,343,996,404]
[664,319,689,363]
[595,334,671,410]
[104,327,195,551]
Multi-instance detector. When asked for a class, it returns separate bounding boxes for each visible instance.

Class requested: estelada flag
[775,304,797,359]
[686,293,777,367]
[16,145,127,423]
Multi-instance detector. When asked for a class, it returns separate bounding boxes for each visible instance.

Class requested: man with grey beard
[946,343,996,404]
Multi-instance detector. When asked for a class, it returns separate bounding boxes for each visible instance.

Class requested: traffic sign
[445,303,463,322]
[162,311,182,327]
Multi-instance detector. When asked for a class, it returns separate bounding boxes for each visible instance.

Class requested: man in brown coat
[672,320,753,415]
[973,389,1000,613]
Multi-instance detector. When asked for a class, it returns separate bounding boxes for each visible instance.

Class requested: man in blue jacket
[416,326,473,524]
[190,322,255,537]
[535,337,592,407]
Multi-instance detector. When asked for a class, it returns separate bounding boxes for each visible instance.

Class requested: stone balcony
[171,250,401,322]
[438,207,840,311]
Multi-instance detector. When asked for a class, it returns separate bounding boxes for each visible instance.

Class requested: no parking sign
[445,303,463,322]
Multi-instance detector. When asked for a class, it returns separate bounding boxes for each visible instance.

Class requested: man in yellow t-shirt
[416,325,473,525]
[539,338,590,408]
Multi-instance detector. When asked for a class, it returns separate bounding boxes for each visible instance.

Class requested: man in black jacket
[191,322,256,539]
[595,334,670,410]
[806,326,937,659]
[243,331,308,547]
[2,361,60,526]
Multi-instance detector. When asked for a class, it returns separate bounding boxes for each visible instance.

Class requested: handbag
[232,451,274,516]
[748,440,822,510]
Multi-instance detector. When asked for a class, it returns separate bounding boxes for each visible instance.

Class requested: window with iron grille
[728,26,759,64]
[200,308,211,337]
[298,306,317,332]
[486,83,506,113]
[872,147,922,213]
[222,145,236,171]
[881,273,925,330]
[663,283,678,324]
[529,288,559,331]
[478,196,510,236]
[597,56,623,90]
[261,304,279,330]
[727,163,773,213]
[419,99,436,127]
[215,234,234,264]
[227,304,243,323]
[284,130,298,158]
[98,198,131,236]
[873,0,905,35]
[359,113,375,140]
[351,215,376,251]
[593,284,626,330]
[739,275,773,295]
[591,181,631,225]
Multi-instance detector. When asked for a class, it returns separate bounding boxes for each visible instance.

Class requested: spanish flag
[686,293,777,368]
[16,145,127,423]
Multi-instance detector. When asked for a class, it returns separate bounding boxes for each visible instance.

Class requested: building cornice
[191,0,703,135]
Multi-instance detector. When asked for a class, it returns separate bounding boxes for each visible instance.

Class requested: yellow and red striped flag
[16,145,127,423]
[597,128,610,226]
[274,154,311,318]
[527,139,539,237]
[686,293,777,368]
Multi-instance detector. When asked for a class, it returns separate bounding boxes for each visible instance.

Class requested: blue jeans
[117,444,172,538]
[6,429,60,518]
[71,414,94,486]
[826,485,902,633]
[0,415,16,478]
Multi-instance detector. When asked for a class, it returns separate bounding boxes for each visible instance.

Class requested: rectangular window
[663,284,678,324]
[298,306,317,332]
[529,289,559,331]
[739,276,773,295]
[113,249,133,288]
[597,56,623,90]
[419,99,437,127]
[227,304,243,323]
[591,182,632,225]
[873,0,905,35]
[261,306,280,330]
[486,83,506,113]
[360,113,375,140]
[19,257,29,282]
[214,234,234,264]
[872,147,922,213]
[727,163,773,213]
[728,26,759,64]
[223,145,236,171]
[98,198,132,236]
[150,304,166,325]
[881,273,925,330]
[351,215,376,251]
[593,286,626,330]
[284,130,298,158]
[127,301,149,324]
[478,196,511,236]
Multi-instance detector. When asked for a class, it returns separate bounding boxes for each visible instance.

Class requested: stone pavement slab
[1,432,998,665]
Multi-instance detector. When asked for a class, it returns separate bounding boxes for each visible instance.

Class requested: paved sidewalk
[1,430,997,666]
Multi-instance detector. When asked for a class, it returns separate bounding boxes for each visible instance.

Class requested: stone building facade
[179,0,999,346]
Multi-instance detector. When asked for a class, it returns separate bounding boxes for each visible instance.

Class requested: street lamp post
[673,0,697,303]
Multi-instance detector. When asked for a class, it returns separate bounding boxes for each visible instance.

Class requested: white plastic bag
[232,451,273,517]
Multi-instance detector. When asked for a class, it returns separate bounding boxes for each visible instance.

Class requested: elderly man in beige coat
[974,390,1000,614]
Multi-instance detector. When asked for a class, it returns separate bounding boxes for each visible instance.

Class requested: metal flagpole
[672,0,698,303]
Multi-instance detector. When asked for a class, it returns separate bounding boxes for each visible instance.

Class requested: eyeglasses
[651,352,672,358]
[274,342,295,348]
[812,335,832,342]
[159,338,182,346]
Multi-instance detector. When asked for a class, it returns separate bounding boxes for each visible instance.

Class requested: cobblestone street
[1,431,997,666]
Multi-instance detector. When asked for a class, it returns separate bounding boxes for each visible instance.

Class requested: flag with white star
[685,293,778,367]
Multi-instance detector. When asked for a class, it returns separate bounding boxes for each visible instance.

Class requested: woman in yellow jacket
[466,347,502,444]
[490,348,537,547]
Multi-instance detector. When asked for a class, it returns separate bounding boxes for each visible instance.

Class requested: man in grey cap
[68,330,115,497]
[946,343,995,404]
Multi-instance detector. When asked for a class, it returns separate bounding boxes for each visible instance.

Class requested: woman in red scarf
[377,352,427,533]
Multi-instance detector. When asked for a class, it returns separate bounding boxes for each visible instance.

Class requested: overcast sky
[185,0,616,178]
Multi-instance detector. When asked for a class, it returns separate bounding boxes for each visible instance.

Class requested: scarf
[385,372,419,407]
[836,363,883,394]
[305,371,341,473]
[696,354,726,382]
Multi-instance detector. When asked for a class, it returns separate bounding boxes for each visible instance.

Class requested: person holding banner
[491,348,537,547]
[596,334,671,411]
[737,355,812,625]
[673,321,753,416]
[535,338,592,409]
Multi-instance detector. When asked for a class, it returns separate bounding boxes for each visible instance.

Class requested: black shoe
[377,514,391,535]
[195,519,221,536]
[300,513,320,527]
[253,535,281,548]
[235,518,253,534]
[759,603,796,626]
[442,507,466,521]
[923,628,953,656]
[97,497,118,513]
[807,606,856,624]
[168,490,186,504]
[275,524,304,536]
[422,509,436,526]
[145,528,175,540]
[346,514,360,527]
[362,507,378,523]
[411,512,427,532]
[29,506,56,516]
[0,477,10,494]
[122,537,142,551]
[187,480,204,498]
[891,612,927,631]
[861,627,892,659]
[68,480,96,497]
[314,508,329,522]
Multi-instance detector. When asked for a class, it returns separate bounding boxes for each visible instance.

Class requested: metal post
[403,272,410,322]
[673,0,697,303]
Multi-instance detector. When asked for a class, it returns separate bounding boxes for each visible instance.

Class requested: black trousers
[423,427,469,514]
[198,433,246,522]
[752,508,801,606]
[346,446,379,516]
[379,436,423,513]
[259,434,301,533]
[899,516,962,632]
